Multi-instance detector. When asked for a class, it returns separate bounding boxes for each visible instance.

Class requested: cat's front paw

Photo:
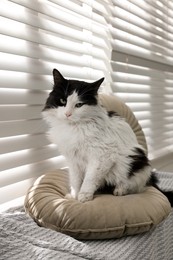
[113,186,127,196]
[65,193,76,200]
[78,192,93,203]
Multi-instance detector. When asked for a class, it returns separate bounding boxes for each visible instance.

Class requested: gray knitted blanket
[0,171,173,260]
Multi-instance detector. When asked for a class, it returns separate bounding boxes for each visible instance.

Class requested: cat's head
[42,69,104,122]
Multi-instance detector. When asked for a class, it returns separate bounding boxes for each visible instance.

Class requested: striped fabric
[0,208,172,260]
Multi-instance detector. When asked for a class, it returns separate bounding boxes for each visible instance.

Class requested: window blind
[1,0,173,205]
[110,0,173,160]
[0,0,112,204]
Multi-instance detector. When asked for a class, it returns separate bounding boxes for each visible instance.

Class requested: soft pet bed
[25,94,171,239]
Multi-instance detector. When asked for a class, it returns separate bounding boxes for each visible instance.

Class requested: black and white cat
[42,69,173,204]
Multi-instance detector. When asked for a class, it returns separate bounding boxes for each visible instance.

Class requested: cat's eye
[75,103,84,108]
[60,99,66,105]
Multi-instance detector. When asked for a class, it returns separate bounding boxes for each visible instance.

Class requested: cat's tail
[160,191,173,207]
[148,172,173,207]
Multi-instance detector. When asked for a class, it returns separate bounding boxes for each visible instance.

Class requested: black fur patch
[96,183,114,194]
[107,111,119,117]
[128,147,150,177]
[146,171,158,187]
[147,172,173,207]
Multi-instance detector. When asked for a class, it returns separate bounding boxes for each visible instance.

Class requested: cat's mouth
[65,116,79,123]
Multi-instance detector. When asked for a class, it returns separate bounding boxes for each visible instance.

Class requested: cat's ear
[91,77,104,93]
[52,69,66,85]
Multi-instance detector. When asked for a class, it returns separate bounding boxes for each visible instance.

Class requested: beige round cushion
[25,169,171,240]
[24,94,171,239]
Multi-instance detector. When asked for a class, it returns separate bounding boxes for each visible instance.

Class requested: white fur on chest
[46,110,138,160]
[49,121,86,154]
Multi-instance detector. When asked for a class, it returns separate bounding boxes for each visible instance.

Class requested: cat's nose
[65,111,72,117]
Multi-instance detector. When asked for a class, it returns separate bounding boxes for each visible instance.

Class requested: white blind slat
[0,71,50,90]
[0,106,42,121]
[0,52,107,81]
[0,180,34,204]
[0,145,59,172]
[0,0,107,43]
[0,156,66,189]
[0,120,47,138]
[112,0,173,39]
[0,88,47,105]
[0,155,66,203]
[111,0,173,160]
[0,0,112,204]
[0,134,50,154]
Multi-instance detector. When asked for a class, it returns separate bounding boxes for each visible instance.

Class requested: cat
[42,69,173,205]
